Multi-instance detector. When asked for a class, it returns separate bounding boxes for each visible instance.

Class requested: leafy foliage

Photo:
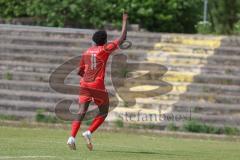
[0,0,239,34]
[208,0,240,34]
[0,0,202,33]
[195,21,212,34]
[35,109,60,123]
[0,0,29,18]
[183,120,240,135]
[233,20,240,34]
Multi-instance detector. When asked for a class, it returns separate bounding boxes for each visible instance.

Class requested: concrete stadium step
[2,24,240,51]
[172,102,240,115]
[0,99,56,113]
[0,60,109,79]
[157,35,240,48]
[1,105,239,127]
[1,95,239,125]
[154,43,240,56]
[115,81,240,96]
[1,98,239,127]
[0,106,114,120]
[1,80,240,98]
[1,69,240,87]
[1,80,239,106]
[159,36,222,48]
[0,24,162,43]
[2,35,240,65]
[1,58,239,78]
[1,69,239,90]
[162,71,240,85]
[147,52,240,67]
[115,107,240,126]
[1,43,238,67]
[0,80,52,93]
[0,52,69,64]
[152,91,240,105]
[0,91,108,113]
[157,63,239,76]
[0,60,58,73]
[0,108,36,118]
[118,70,240,85]
[2,42,240,61]
[1,51,239,73]
[0,89,76,104]
[0,71,81,85]
[1,51,240,71]
[0,98,109,115]
[0,43,86,55]
[0,35,155,50]
[170,112,240,126]
[0,90,110,116]
[0,51,145,62]
[2,24,240,48]
[1,83,239,108]
[137,100,240,115]
[1,24,240,127]
[221,37,240,47]
[1,42,239,65]
[171,82,240,96]
[0,44,146,61]
[148,50,240,61]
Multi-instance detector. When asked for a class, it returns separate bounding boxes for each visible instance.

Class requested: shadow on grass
[94,149,190,157]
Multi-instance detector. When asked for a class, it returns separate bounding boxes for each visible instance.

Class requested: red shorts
[79,87,109,106]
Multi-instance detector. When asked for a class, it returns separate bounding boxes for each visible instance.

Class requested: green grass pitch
[0,126,239,160]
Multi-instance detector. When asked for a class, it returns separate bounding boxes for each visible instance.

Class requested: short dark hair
[92,30,107,46]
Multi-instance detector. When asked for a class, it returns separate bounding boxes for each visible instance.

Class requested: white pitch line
[0,156,56,159]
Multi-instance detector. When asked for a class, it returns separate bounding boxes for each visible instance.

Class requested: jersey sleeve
[104,39,120,54]
[78,55,85,77]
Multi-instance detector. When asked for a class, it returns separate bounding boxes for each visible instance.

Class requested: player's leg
[87,89,109,133]
[71,101,91,137]
[82,103,109,151]
[67,101,91,150]
[88,104,109,133]
[82,88,109,151]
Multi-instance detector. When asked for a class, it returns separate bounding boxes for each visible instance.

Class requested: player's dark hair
[92,30,107,46]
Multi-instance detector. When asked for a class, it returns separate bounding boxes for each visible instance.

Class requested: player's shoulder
[83,46,95,54]
[103,39,120,53]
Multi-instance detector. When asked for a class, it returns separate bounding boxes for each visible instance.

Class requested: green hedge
[1,0,239,34]
[183,120,240,135]
[0,0,203,33]
[208,0,240,34]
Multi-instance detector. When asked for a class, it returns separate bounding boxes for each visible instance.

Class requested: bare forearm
[118,13,128,44]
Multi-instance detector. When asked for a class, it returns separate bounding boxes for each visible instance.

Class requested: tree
[209,0,240,34]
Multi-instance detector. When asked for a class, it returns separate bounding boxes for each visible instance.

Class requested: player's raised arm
[104,12,128,53]
[118,12,128,44]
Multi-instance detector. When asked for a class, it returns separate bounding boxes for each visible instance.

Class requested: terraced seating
[0,24,240,128]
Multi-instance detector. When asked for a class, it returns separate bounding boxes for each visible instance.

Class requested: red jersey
[79,39,119,90]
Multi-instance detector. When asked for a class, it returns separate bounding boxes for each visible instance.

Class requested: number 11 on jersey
[91,53,96,70]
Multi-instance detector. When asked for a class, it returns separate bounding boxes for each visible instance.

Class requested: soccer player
[67,12,128,151]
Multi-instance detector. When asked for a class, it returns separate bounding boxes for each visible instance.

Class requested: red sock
[88,116,106,133]
[71,121,81,137]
